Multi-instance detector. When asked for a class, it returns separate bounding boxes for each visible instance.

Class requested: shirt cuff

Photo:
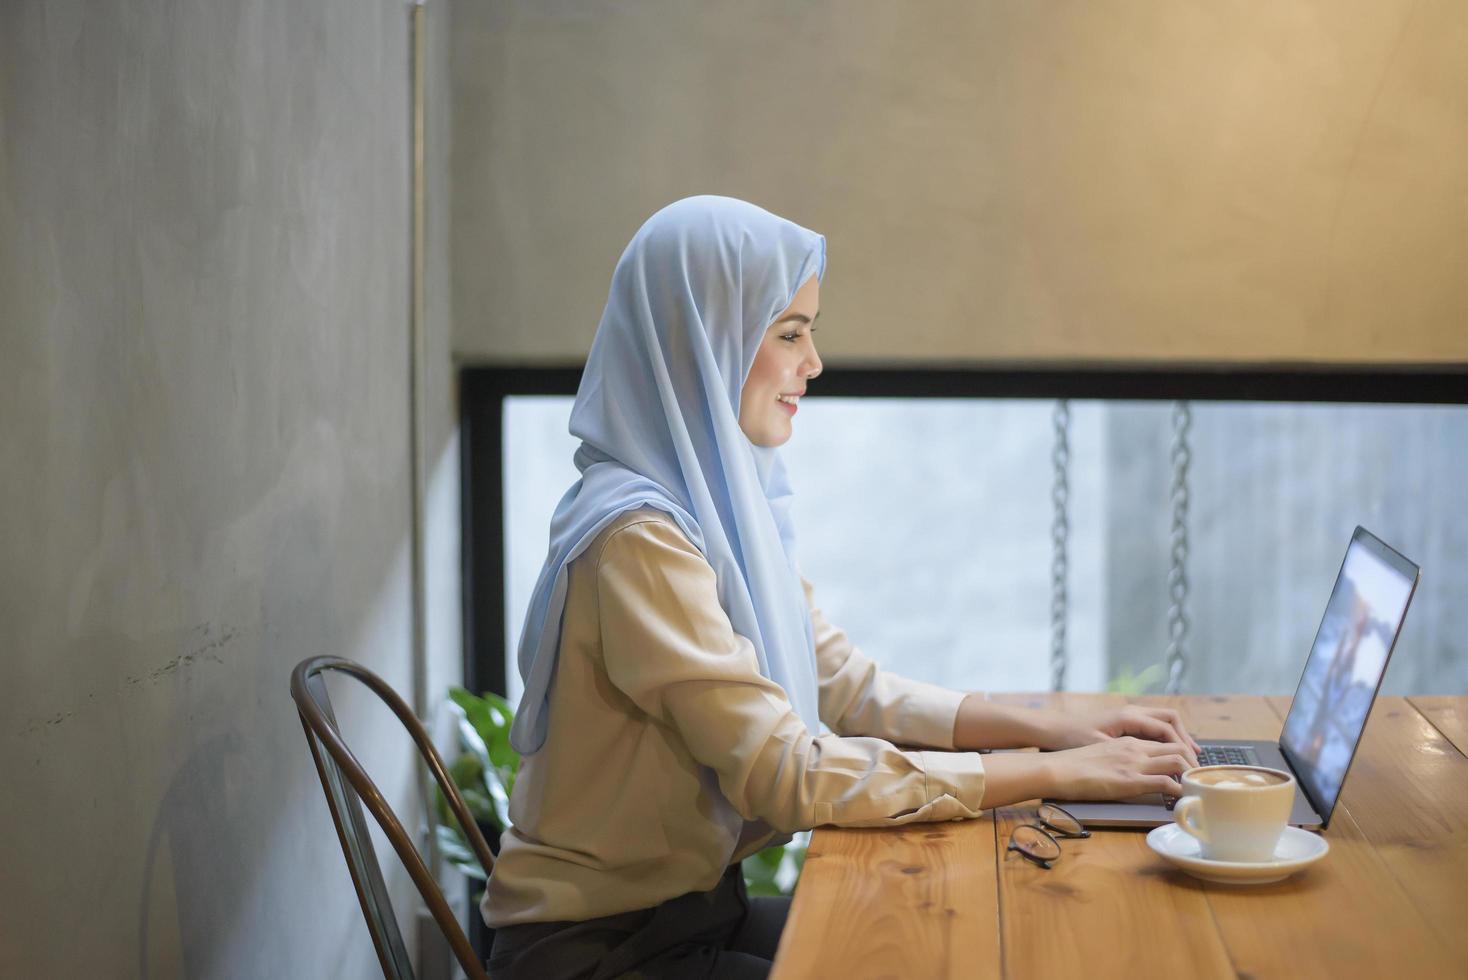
[888,678,969,751]
[919,750,988,813]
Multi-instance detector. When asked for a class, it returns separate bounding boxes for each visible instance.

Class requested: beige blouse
[482,508,988,927]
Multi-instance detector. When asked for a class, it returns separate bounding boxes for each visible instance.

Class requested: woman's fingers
[1124,715,1179,747]
[1154,774,1185,796]
[1128,734,1199,768]
[1142,753,1189,797]
[1153,707,1203,755]
[1139,708,1201,766]
[1145,753,1191,776]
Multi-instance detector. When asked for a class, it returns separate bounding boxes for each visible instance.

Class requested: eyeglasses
[1006,803,1091,870]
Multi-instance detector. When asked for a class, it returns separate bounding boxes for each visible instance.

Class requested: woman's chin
[741,419,792,448]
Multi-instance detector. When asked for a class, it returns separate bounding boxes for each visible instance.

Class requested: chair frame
[290,656,496,980]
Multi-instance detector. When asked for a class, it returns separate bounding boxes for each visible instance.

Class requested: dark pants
[486,863,789,979]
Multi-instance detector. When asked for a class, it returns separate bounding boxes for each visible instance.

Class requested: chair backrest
[290,656,496,980]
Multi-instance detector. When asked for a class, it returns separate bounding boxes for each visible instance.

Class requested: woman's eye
[780,333,799,343]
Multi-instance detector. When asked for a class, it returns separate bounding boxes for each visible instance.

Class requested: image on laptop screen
[1281,532,1416,817]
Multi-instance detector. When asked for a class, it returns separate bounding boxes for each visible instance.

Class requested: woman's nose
[803,341,823,381]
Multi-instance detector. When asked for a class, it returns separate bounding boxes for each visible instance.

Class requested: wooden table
[771,694,1468,979]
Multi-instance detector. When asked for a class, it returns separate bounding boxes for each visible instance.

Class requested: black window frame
[460,363,1468,696]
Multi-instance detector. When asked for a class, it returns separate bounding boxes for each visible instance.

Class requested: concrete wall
[450,0,1468,366]
[0,1,461,976]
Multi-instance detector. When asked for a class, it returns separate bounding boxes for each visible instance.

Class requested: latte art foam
[1190,767,1290,788]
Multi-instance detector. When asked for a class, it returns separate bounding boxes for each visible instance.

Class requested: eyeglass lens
[1011,824,1061,862]
[1037,803,1086,837]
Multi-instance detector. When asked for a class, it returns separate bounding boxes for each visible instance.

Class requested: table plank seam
[1405,696,1468,762]
[992,813,1006,980]
[1198,880,1244,980]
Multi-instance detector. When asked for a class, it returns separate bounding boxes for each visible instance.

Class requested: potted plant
[436,687,516,960]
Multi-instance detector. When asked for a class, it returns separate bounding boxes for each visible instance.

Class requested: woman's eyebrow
[774,310,820,325]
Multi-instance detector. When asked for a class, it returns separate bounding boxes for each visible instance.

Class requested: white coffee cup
[1173,765,1295,863]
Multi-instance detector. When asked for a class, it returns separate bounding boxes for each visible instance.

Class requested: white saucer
[1145,824,1329,885]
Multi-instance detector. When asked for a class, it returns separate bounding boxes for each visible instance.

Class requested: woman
[483,196,1202,979]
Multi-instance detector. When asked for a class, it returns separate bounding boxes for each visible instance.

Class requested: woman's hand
[1046,736,1195,801]
[1047,705,1202,768]
[978,735,1197,809]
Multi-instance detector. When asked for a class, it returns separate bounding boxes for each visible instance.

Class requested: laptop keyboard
[1198,746,1253,766]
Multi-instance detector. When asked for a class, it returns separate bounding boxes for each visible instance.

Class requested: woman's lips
[778,400,797,417]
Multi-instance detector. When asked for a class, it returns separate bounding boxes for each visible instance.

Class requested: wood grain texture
[769,817,1000,979]
[775,695,1468,978]
[1268,695,1468,965]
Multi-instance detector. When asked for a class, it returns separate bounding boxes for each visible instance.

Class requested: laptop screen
[1280,528,1418,821]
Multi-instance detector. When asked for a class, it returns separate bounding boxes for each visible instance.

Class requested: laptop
[1050,526,1419,832]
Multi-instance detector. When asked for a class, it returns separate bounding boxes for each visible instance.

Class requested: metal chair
[290,656,495,980]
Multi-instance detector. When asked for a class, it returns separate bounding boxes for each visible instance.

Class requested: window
[495,390,1468,707]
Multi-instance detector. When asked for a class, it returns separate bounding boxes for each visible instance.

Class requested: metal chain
[1050,399,1070,693]
[1164,401,1192,695]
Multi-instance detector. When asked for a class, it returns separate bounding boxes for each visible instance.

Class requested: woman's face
[739,274,822,448]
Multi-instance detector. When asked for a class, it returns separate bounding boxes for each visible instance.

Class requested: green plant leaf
[742,851,782,897]
[460,786,496,825]
[751,845,784,871]
[480,708,521,780]
[449,751,485,790]
[450,686,521,781]
[435,824,489,882]
[477,690,516,737]
[484,770,511,830]
[449,689,494,765]
[1105,661,1167,696]
[741,836,808,897]
[443,687,519,833]
[744,880,783,898]
[433,754,493,827]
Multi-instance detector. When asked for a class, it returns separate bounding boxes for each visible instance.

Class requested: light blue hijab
[510,195,827,756]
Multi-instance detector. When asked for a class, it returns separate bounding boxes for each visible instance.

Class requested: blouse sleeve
[595,519,986,834]
[801,575,970,751]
